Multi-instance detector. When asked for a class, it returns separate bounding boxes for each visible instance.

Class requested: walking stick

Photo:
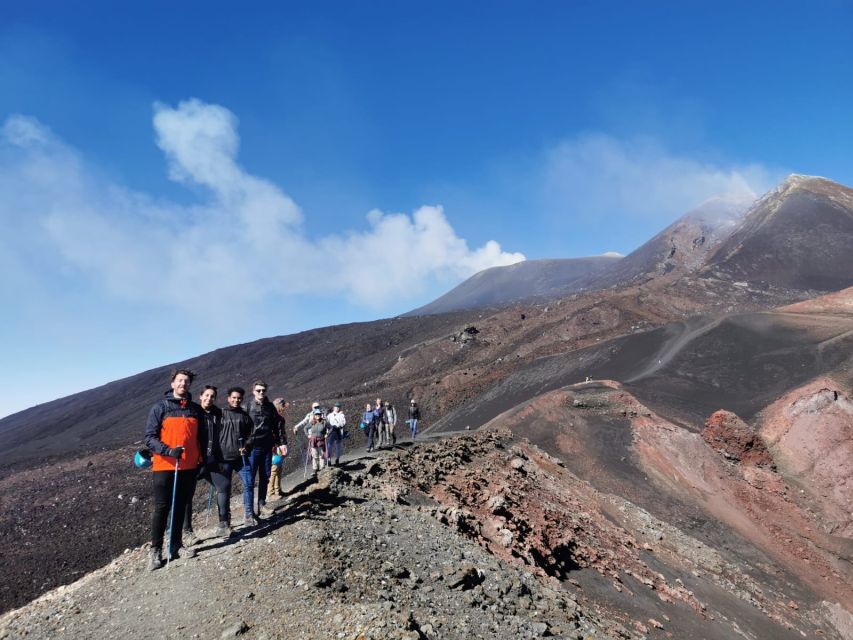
[166,457,180,568]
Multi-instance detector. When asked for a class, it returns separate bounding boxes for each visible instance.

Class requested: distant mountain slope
[581,195,752,290]
[405,256,621,316]
[704,175,853,291]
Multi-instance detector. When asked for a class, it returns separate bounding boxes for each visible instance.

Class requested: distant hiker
[241,380,286,523]
[143,368,207,570]
[362,403,378,452]
[374,399,388,448]
[307,409,328,473]
[267,398,288,499]
[183,384,220,546]
[408,400,421,439]
[384,401,397,447]
[293,401,321,436]
[209,386,254,536]
[326,401,346,466]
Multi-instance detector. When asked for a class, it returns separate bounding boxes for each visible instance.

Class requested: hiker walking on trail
[408,400,421,439]
[293,401,320,437]
[143,368,207,570]
[363,403,378,452]
[183,385,220,546]
[383,401,397,448]
[326,402,346,466]
[241,380,287,523]
[374,399,388,448]
[267,398,288,499]
[209,386,253,536]
[307,409,328,474]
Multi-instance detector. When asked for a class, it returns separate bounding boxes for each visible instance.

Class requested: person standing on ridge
[325,401,346,466]
[209,386,253,536]
[307,409,328,474]
[362,402,378,452]
[267,398,288,499]
[143,368,207,570]
[183,384,219,546]
[374,398,387,448]
[408,399,421,439]
[241,380,286,522]
[383,401,397,448]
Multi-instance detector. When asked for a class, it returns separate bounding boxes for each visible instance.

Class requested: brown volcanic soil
[5,430,850,640]
[482,385,853,638]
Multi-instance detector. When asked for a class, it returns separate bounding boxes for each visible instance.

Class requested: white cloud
[540,133,781,223]
[0,99,524,322]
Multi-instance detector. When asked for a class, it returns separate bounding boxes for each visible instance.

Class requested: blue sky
[1,1,852,418]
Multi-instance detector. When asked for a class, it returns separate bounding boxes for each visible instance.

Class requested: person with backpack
[241,380,286,522]
[209,386,254,535]
[307,409,328,474]
[325,401,346,466]
[267,398,288,500]
[182,384,220,546]
[408,399,421,439]
[143,368,207,571]
[362,402,378,452]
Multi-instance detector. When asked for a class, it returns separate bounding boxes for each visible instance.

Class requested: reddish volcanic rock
[702,410,774,467]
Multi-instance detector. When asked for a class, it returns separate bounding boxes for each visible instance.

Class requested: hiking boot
[167,546,196,561]
[182,529,200,547]
[259,505,275,517]
[212,522,231,538]
[147,548,163,571]
[240,513,259,528]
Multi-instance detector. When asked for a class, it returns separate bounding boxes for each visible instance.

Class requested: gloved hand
[166,446,184,459]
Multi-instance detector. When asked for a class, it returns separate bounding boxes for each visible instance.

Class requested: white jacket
[328,411,346,429]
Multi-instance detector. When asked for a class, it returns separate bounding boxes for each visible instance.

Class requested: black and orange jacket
[144,391,207,472]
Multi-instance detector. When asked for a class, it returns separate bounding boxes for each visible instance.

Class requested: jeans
[366,424,376,450]
[410,418,418,438]
[151,469,196,551]
[326,428,343,461]
[239,448,271,516]
[209,461,240,523]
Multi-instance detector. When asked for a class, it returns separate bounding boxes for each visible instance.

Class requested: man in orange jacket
[143,368,207,570]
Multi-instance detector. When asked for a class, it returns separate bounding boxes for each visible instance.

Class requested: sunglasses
[254,388,267,394]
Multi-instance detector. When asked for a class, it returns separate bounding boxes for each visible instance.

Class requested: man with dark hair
[241,380,286,522]
[209,386,253,535]
[143,368,207,570]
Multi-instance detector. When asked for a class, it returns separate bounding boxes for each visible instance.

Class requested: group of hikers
[140,368,423,571]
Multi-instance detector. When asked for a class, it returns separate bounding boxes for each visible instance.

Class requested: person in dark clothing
[241,379,286,523]
[408,399,421,439]
[182,384,220,546]
[208,386,254,535]
[143,368,207,571]
[362,402,378,452]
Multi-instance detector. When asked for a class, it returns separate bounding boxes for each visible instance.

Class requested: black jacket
[246,397,286,450]
[215,405,254,462]
[408,405,421,420]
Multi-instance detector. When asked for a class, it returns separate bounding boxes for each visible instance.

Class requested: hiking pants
[151,469,196,552]
[210,461,239,524]
[326,429,343,462]
[268,464,283,497]
[182,473,199,533]
[239,448,271,516]
[366,424,376,450]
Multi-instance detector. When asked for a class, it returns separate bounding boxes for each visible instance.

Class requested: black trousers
[151,469,196,551]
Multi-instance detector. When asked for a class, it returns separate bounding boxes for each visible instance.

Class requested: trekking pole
[166,457,180,568]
